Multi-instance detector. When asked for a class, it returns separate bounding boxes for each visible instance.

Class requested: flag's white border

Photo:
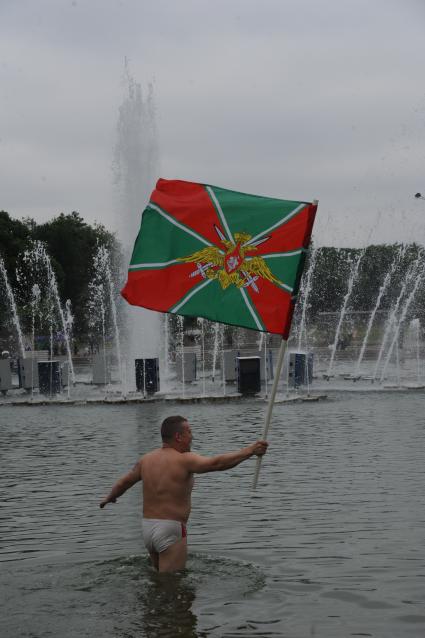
[129,259,180,270]
[259,249,305,259]
[147,203,213,247]
[240,288,264,331]
[245,204,306,246]
[206,186,234,243]
[170,278,214,314]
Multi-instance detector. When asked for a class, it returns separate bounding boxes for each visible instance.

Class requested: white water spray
[355,245,405,375]
[297,246,318,352]
[178,315,185,398]
[380,261,424,382]
[327,250,364,377]
[113,61,160,381]
[198,318,206,396]
[211,322,220,383]
[30,284,41,399]
[91,246,123,386]
[0,256,25,358]
[24,242,75,383]
[373,253,422,381]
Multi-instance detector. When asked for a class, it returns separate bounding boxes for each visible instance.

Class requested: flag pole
[252,198,318,490]
[253,336,288,489]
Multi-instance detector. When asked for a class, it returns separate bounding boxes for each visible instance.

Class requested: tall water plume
[112,61,160,381]
[296,246,318,352]
[211,322,221,383]
[21,242,75,382]
[355,245,405,375]
[405,318,422,384]
[0,255,25,358]
[372,252,423,381]
[327,249,365,377]
[380,256,425,382]
[88,245,123,386]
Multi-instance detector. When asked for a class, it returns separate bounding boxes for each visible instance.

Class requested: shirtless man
[100,415,268,572]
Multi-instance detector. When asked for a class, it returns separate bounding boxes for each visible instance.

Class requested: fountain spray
[91,246,123,388]
[355,244,406,376]
[373,252,423,381]
[327,249,365,377]
[0,256,26,359]
[380,258,425,383]
[296,246,318,352]
[25,242,75,384]
[113,61,160,387]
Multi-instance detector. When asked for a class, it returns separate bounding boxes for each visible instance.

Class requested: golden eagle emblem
[178,227,282,292]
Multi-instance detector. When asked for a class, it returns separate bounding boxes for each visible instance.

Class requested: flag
[121,179,317,337]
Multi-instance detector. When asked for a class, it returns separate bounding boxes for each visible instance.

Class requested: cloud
[0,0,424,246]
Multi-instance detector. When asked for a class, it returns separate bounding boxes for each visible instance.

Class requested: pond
[1,391,424,637]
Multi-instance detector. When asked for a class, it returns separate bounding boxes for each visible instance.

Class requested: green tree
[31,212,118,339]
[0,211,32,283]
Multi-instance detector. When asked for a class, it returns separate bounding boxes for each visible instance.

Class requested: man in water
[100,415,268,572]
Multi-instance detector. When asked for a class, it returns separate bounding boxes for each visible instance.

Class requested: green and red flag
[121,179,317,337]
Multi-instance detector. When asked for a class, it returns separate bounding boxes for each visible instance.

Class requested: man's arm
[99,461,141,508]
[182,440,268,474]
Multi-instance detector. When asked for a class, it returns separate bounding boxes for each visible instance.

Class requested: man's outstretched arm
[99,462,141,508]
[183,440,268,474]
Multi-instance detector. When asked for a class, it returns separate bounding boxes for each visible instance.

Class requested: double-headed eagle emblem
[178,225,282,293]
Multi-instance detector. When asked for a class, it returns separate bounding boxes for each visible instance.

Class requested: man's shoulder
[141,447,163,459]
[141,448,182,464]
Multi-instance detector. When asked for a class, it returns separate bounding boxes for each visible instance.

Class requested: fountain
[198,318,206,397]
[354,245,405,377]
[1,237,425,405]
[380,258,425,383]
[177,315,186,398]
[112,61,161,389]
[326,249,365,378]
[211,322,221,383]
[22,242,75,386]
[88,245,123,389]
[372,252,423,382]
[288,246,318,396]
[88,267,109,386]
[0,255,25,359]
[296,246,318,353]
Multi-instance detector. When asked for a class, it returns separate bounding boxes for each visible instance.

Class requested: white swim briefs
[142,518,187,553]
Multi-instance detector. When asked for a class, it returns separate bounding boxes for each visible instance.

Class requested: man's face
[178,421,192,452]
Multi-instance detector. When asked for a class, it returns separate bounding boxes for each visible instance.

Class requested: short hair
[161,415,187,441]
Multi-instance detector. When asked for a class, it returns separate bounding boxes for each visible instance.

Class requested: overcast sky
[1,0,425,248]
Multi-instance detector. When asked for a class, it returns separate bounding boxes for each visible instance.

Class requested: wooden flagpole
[253,199,318,490]
[253,336,288,489]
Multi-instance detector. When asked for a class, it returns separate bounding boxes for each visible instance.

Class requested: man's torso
[140,448,194,523]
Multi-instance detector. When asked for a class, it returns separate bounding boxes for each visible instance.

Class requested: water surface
[1,392,424,636]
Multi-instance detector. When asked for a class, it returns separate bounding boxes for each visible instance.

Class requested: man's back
[141,448,194,523]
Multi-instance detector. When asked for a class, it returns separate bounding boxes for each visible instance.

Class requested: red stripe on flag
[254,204,316,256]
[151,179,225,247]
[246,278,295,338]
[121,263,204,312]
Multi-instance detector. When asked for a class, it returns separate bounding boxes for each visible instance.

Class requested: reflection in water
[138,570,202,638]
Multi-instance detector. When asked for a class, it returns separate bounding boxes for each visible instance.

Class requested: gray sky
[1,0,425,247]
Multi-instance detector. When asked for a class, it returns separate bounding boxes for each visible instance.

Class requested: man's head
[161,415,192,452]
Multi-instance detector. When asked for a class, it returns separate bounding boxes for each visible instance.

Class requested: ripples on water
[1,393,425,637]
